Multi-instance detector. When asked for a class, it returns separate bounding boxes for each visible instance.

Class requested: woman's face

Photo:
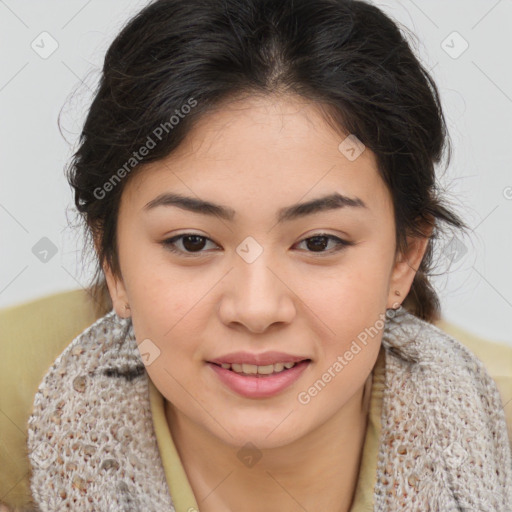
[104,94,426,449]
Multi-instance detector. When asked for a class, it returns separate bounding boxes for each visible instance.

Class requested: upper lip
[208,351,311,366]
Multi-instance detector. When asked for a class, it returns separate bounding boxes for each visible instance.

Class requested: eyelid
[162,233,219,257]
[161,231,354,257]
[294,233,354,255]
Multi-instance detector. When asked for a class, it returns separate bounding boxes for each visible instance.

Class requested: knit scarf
[27,307,512,511]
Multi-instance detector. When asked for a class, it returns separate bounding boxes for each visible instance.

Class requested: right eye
[161,233,220,256]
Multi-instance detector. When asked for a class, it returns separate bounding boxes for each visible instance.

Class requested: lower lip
[207,360,311,398]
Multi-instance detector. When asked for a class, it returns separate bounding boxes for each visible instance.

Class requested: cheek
[130,283,204,349]
[298,249,392,373]
[121,240,198,324]
[123,260,204,363]
[305,252,392,323]
[130,294,205,403]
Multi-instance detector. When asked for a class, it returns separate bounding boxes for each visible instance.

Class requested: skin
[102,93,430,512]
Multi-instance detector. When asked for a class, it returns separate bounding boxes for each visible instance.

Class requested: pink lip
[207,360,311,398]
[208,351,310,366]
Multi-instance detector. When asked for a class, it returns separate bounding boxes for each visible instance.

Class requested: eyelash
[161,233,354,257]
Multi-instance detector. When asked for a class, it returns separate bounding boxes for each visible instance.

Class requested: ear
[94,234,130,318]
[387,221,433,309]
[103,262,130,318]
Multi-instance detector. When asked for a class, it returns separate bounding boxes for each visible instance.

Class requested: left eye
[161,233,352,256]
[295,234,352,254]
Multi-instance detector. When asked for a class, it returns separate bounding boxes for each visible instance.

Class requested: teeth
[219,361,299,375]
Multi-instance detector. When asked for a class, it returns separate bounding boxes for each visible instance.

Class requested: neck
[165,373,372,512]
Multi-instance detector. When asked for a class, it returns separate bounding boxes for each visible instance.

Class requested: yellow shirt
[148,345,386,512]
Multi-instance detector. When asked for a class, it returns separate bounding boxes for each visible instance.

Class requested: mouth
[207,358,312,398]
[208,359,312,377]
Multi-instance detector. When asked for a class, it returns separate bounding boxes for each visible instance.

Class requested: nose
[217,253,296,334]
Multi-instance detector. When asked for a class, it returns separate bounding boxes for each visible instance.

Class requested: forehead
[122,94,391,217]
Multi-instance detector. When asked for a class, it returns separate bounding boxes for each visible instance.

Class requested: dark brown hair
[65,0,466,322]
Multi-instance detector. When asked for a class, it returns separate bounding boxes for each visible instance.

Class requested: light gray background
[1,0,511,345]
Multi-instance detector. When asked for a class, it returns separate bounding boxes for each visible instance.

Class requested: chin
[212,421,308,451]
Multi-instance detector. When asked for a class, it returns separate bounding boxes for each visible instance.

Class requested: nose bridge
[236,245,280,304]
[222,242,295,332]
[234,234,277,289]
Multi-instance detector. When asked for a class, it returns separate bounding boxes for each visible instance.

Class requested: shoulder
[28,308,143,412]
[0,289,101,507]
[384,308,509,389]
[378,309,512,506]
[434,317,512,442]
[25,309,172,509]
[383,308,511,450]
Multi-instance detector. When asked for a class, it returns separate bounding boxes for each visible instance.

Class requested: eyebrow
[143,191,367,223]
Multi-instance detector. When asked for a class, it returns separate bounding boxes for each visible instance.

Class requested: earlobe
[387,227,432,309]
[94,234,131,318]
[103,261,130,318]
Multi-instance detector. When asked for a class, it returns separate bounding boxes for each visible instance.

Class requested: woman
[24,0,512,510]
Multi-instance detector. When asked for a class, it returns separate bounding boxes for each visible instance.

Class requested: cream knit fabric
[27,307,512,511]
